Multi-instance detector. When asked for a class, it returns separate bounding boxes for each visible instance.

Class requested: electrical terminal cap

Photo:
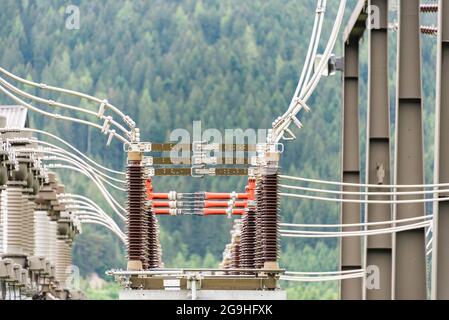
[226,207,233,219]
[294,97,311,112]
[101,116,112,134]
[123,115,136,129]
[168,191,177,201]
[106,130,115,146]
[139,142,152,153]
[98,99,108,117]
[169,200,177,208]
[143,156,153,166]
[227,199,236,207]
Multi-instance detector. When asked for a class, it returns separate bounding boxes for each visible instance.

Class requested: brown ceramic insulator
[154,221,163,267]
[259,171,280,265]
[146,207,160,269]
[255,180,264,269]
[127,161,148,268]
[230,242,240,275]
[240,207,256,272]
[420,3,438,13]
[420,26,438,36]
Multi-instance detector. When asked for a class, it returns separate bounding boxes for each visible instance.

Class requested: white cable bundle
[4,127,126,176]
[270,0,347,143]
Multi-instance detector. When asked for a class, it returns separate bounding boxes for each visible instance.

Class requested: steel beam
[365,0,392,300]
[340,38,363,300]
[340,0,368,301]
[432,0,449,300]
[393,0,427,300]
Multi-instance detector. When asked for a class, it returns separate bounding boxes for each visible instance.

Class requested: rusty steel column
[393,0,427,299]
[340,38,363,300]
[365,0,392,300]
[432,0,449,300]
[126,151,148,271]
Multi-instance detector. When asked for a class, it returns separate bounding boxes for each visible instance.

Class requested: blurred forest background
[0,0,437,299]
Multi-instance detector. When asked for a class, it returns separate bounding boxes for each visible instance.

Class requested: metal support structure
[365,0,392,300]
[340,3,368,297]
[432,0,449,300]
[393,0,427,300]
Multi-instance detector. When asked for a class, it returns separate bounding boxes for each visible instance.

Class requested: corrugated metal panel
[0,105,28,128]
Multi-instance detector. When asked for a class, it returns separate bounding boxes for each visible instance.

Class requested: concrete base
[119,289,287,300]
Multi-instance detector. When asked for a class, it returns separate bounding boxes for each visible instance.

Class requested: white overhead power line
[280,192,449,205]
[0,75,131,139]
[0,66,136,131]
[270,0,346,143]
[281,221,431,238]
[48,163,127,221]
[0,82,129,145]
[280,215,432,229]
[10,139,126,184]
[280,174,449,189]
[2,127,126,175]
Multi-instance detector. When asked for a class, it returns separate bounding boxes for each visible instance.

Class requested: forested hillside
[0,0,437,299]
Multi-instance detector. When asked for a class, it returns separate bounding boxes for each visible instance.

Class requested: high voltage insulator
[258,170,280,268]
[230,232,241,275]
[55,239,71,288]
[126,154,148,270]
[420,3,438,13]
[5,185,25,255]
[34,211,53,263]
[240,207,256,272]
[255,179,263,269]
[146,204,159,269]
[239,178,257,273]
[421,25,438,36]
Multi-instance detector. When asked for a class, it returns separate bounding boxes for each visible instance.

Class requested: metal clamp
[193,141,220,153]
[123,115,136,129]
[143,156,153,166]
[139,142,152,153]
[192,154,217,166]
[145,167,155,177]
[191,165,215,178]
